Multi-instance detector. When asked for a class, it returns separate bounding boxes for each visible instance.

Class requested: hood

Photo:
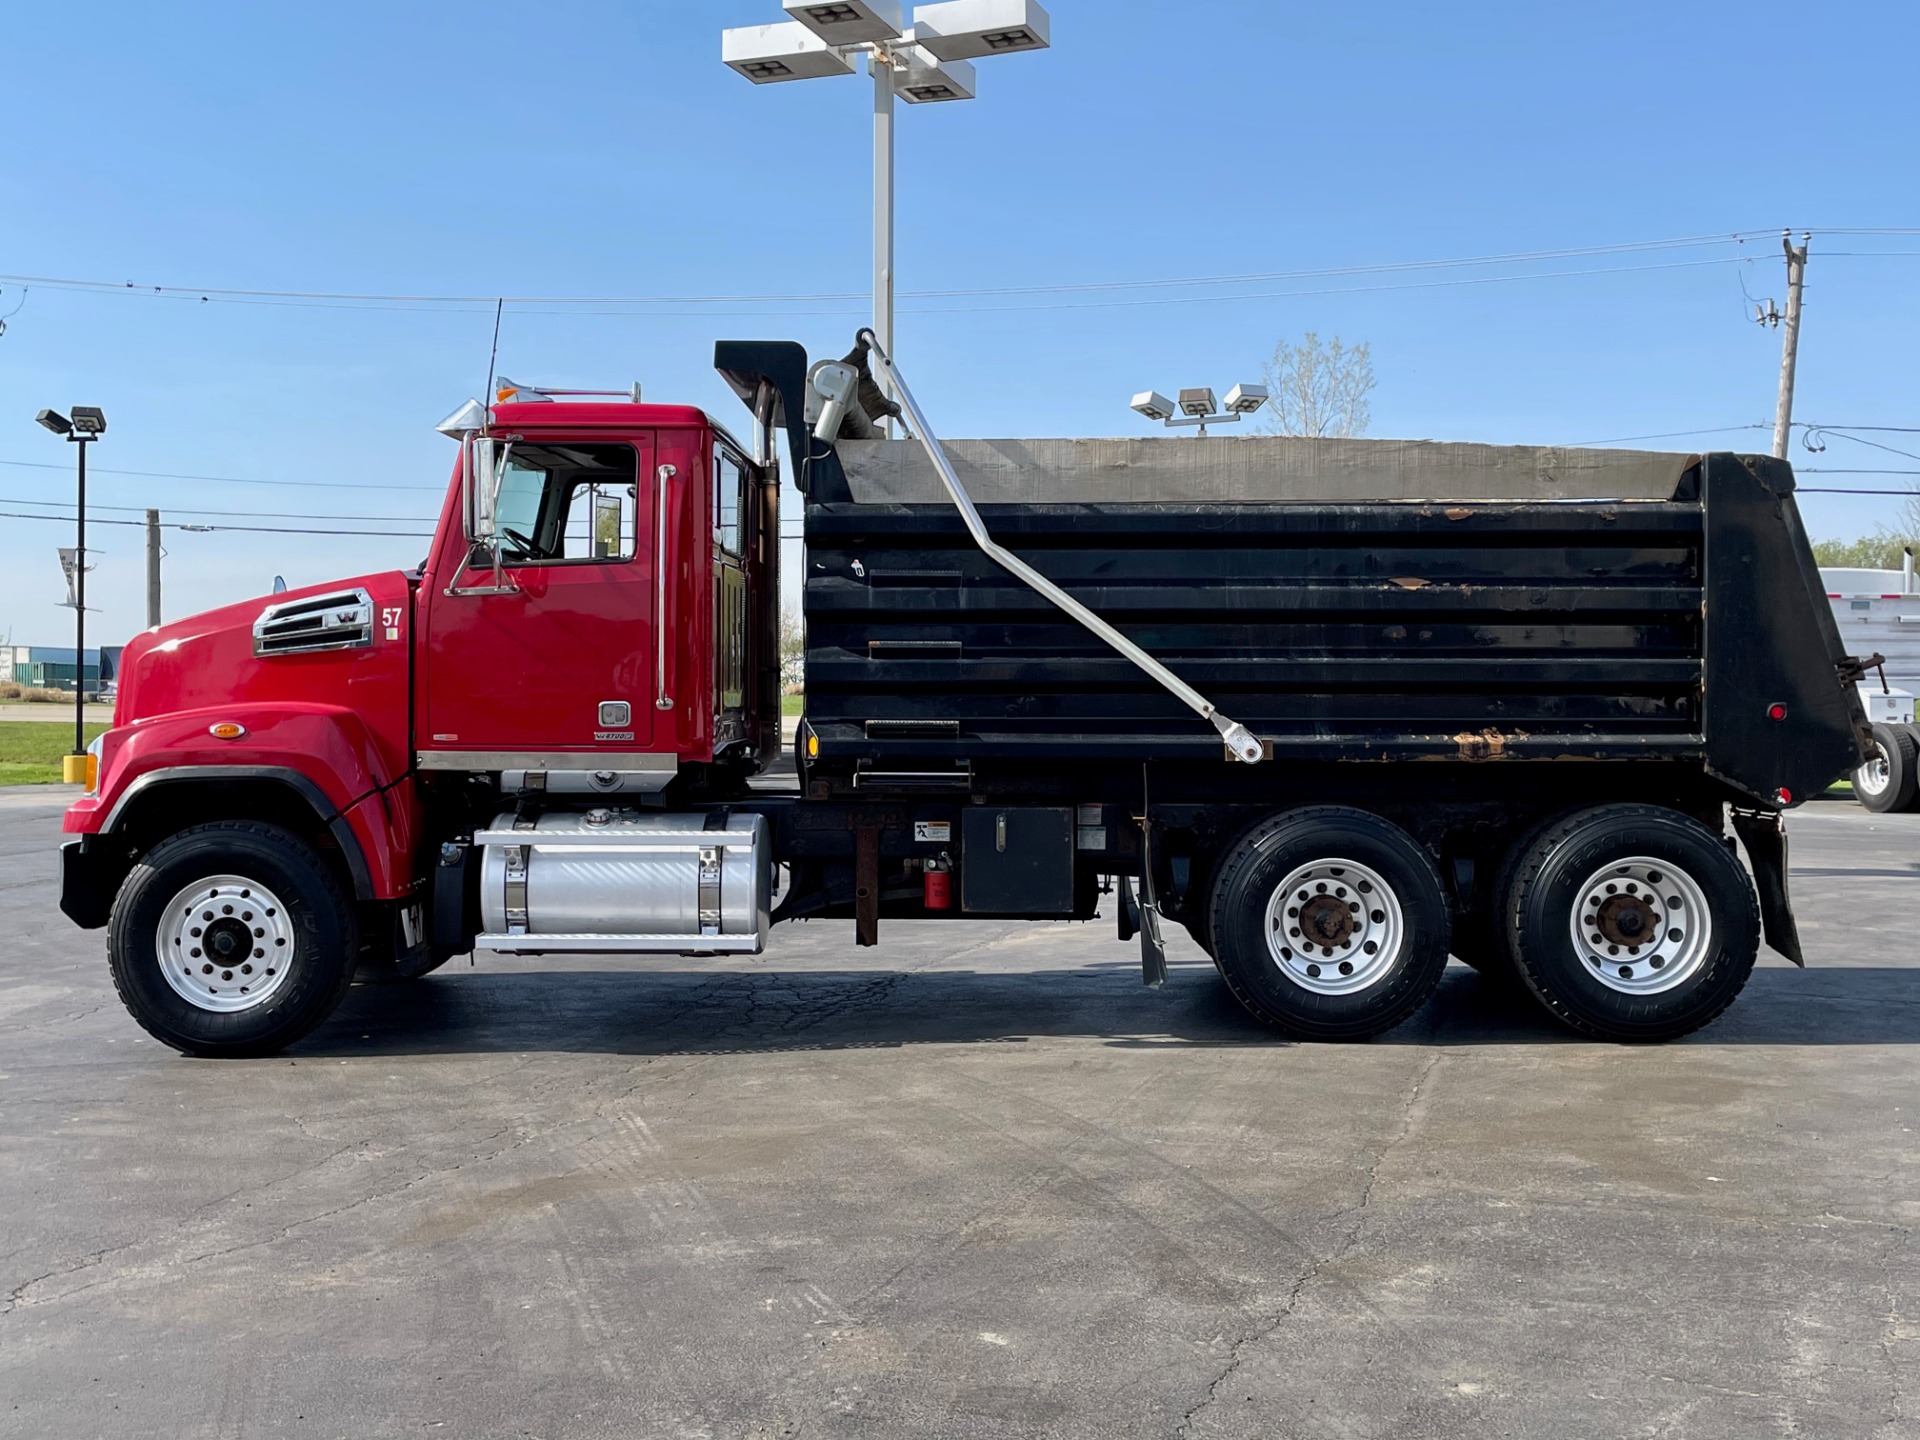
[117,571,416,731]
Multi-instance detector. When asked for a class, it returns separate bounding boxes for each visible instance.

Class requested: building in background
[3,645,123,693]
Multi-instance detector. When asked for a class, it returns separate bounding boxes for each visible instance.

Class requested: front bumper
[59,839,115,930]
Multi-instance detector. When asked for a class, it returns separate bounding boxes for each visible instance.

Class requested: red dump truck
[59,333,1868,1056]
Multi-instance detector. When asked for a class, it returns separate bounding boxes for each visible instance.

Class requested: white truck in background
[1825,555,1920,811]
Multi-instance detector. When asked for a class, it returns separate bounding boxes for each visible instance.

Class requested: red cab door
[423,433,661,760]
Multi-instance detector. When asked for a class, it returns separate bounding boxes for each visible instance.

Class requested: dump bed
[796,434,1866,807]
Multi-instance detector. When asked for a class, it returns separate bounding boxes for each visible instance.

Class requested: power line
[1801,430,1920,463]
[1574,424,1767,445]
[0,494,435,523]
[20,229,1920,317]
[0,457,444,493]
[0,509,431,538]
[0,232,1778,307]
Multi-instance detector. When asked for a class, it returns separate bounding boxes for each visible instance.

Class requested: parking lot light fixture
[723,1,1050,425]
[1131,382,1265,437]
[37,405,105,760]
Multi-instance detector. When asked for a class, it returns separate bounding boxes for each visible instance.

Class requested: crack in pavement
[1174,1047,1446,1437]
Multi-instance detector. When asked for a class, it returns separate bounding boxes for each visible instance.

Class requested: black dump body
[719,341,1867,820]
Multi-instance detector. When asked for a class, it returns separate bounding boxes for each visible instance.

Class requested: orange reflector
[208,722,247,740]
[496,387,519,403]
[806,731,819,759]
[61,754,92,786]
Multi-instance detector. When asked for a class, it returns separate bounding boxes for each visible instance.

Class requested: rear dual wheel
[1856,723,1919,812]
[1498,805,1759,1042]
[1208,807,1451,1040]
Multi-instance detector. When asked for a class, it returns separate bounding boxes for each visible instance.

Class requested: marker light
[208,722,247,740]
[1767,702,1787,721]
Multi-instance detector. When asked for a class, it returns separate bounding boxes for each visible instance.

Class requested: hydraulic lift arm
[852,329,1266,765]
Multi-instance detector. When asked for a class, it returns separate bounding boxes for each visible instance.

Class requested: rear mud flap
[1731,808,1804,967]
[1136,826,1168,988]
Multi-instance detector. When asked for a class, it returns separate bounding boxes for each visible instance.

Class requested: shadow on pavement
[289,961,1920,1059]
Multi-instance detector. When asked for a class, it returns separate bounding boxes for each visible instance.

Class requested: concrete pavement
[1,792,1916,1438]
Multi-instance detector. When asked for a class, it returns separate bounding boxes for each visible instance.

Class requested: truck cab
[60,380,785,1056]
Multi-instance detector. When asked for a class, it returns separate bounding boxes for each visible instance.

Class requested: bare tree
[1260,332,1376,438]
[780,604,805,692]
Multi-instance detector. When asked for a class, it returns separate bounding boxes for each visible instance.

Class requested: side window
[559,479,636,561]
[714,451,748,557]
[487,442,637,565]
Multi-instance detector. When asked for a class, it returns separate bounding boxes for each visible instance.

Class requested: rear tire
[108,822,359,1058]
[1207,806,1450,1041]
[1453,813,1571,985]
[1502,805,1758,1042]
[1856,723,1916,812]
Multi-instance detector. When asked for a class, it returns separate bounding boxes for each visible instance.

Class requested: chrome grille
[252,588,375,657]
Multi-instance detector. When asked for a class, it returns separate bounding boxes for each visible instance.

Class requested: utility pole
[1772,231,1809,460]
[872,48,896,434]
[145,510,162,628]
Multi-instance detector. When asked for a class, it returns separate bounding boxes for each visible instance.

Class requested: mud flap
[1730,808,1804,967]
[1116,874,1140,942]
[1136,825,1168,988]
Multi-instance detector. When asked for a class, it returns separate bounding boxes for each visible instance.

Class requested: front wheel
[1207,806,1451,1041]
[1502,805,1759,1042]
[107,822,359,1057]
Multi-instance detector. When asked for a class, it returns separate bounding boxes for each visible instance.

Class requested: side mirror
[464,437,507,543]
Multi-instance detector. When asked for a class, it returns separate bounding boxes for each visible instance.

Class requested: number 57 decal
[381,606,404,641]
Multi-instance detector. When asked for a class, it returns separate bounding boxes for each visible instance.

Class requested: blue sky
[2,0,1916,645]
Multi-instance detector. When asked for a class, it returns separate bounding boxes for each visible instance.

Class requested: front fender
[66,703,393,839]
[60,705,422,911]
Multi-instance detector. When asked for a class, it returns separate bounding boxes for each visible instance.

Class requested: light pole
[724,2,1050,421]
[1131,384,1268,438]
[36,406,106,762]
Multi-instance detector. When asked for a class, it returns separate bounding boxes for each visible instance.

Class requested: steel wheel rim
[1568,855,1713,996]
[1264,857,1405,995]
[1857,742,1892,797]
[155,874,295,1013]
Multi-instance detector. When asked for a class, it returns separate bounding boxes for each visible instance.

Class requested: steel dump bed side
[797,436,1865,808]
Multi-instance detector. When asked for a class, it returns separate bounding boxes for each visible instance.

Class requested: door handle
[655,464,678,712]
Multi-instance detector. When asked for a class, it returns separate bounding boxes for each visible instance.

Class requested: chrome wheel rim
[1568,856,1713,996]
[1857,743,1892,797]
[1264,857,1405,995]
[156,874,295,1013]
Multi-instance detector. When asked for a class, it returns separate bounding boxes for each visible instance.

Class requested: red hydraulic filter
[923,854,953,911]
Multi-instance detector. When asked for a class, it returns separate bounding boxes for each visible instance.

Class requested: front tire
[1207,806,1451,1040]
[1501,805,1759,1042]
[107,822,359,1057]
